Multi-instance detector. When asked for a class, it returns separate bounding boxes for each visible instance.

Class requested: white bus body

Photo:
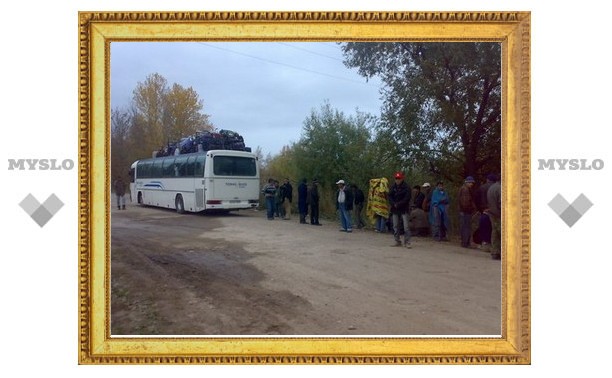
[130,150,260,213]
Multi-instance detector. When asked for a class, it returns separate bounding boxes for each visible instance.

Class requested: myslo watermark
[8,158,75,170]
[537,158,604,170]
[538,158,601,227]
[9,159,71,227]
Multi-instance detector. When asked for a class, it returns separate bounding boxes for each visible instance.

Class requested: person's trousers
[479,213,492,244]
[338,203,352,231]
[310,205,319,224]
[376,215,386,232]
[490,215,501,256]
[432,207,447,240]
[392,212,411,244]
[265,197,275,219]
[354,204,365,228]
[459,212,472,246]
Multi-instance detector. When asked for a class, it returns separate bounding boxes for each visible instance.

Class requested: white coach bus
[129,149,260,213]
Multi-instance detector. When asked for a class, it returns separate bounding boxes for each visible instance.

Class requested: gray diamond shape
[548,194,570,216]
[30,205,54,227]
[42,193,64,215]
[19,193,65,227]
[19,193,41,215]
[571,193,593,215]
[559,205,582,228]
[549,193,595,228]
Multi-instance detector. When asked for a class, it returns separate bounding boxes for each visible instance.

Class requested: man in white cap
[335,179,353,232]
[421,182,432,213]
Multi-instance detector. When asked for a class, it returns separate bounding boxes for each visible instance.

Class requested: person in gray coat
[486,176,502,260]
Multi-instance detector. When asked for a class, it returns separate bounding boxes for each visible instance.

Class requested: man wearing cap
[458,176,477,248]
[336,179,354,232]
[421,182,432,213]
[475,174,497,251]
[389,171,412,248]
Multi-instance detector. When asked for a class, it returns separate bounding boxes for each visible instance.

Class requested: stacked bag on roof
[153,129,251,158]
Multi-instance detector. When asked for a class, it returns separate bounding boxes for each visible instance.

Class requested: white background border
[2,0,609,376]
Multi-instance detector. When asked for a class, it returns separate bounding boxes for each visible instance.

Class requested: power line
[197,42,374,87]
[276,42,344,62]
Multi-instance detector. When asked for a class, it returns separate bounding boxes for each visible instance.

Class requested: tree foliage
[163,83,212,142]
[110,108,133,182]
[341,42,502,183]
[131,73,213,150]
[285,102,379,215]
[110,73,214,181]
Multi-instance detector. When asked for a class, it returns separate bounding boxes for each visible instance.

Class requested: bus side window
[194,155,205,177]
[136,162,144,178]
[185,156,195,177]
[162,158,176,178]
[175,156,188,177]
[151,159,163,177]
[138,161,151,178]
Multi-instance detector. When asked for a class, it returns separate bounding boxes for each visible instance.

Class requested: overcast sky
[110,42,384,157]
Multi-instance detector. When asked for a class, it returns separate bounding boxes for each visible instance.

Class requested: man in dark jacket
[308,179,322,226]
[458,176,477,248]
[389,171,412,248]
[297,178,308,224]
[487,176,502,260]
[280,178,293,220]
[475,174,497,251]
[113,177,127,210]
[352,184,366,229]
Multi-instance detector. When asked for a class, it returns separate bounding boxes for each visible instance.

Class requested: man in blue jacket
[430,181,450,241]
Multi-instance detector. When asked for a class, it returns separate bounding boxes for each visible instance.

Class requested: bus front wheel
[175,195,185,214]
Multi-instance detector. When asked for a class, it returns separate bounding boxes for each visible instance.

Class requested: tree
[163,83,213,142]
[132,73,168,150]
[341,42,501,183]
[126,73,214,160]
[110,108,133,182]
[291,102,378,215]
[111,73,216,185]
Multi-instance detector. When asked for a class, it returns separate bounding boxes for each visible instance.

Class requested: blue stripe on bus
[143,181,164,189]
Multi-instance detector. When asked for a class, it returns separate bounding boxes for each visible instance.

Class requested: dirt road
[111,203,501,336]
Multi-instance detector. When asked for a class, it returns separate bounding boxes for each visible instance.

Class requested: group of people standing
[261,178,294,220]
[367,173,502,260]
[262,172,502,260]
[298,178,323,226]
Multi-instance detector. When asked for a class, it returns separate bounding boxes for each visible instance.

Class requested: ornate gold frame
[78,11,530,364]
